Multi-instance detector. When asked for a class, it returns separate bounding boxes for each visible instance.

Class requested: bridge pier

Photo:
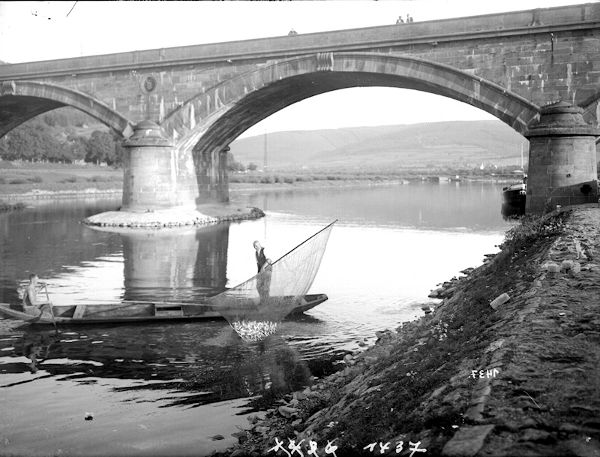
[194,145,229,204]
[122,120,197,211]
[526,102,600,214]
[84,121,263,228]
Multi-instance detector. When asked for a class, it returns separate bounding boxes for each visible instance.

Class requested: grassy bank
[0,162,520,198]
[219,207,600,457]
[0,162,122,195]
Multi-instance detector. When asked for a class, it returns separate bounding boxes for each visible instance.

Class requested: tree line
[0,109,246,170]
[0,112,124,165]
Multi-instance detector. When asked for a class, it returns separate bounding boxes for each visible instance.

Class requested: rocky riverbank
[216,205,600,457]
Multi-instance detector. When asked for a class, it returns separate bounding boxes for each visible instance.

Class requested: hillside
[229,121,527,171]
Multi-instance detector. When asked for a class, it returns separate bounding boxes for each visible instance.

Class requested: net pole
[271,220,337,267]
[213,220,337,293]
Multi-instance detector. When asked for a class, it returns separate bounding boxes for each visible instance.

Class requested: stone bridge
[1,2,599,215]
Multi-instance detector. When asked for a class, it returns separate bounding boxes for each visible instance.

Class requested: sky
[0,0,595,137]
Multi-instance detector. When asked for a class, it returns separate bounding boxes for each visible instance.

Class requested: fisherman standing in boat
[22,273,52,315]
[253,241,272,302]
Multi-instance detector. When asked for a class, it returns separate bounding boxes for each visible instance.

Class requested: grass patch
[59,176,78,183]
[85,174,122,183]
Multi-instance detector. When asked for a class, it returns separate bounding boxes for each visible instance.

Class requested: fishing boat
[0,221,336,327]
[0,294,328,325]
[208,220,336,341]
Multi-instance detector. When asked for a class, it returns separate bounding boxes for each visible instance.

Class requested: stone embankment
[217,206,600,457]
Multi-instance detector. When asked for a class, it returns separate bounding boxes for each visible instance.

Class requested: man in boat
[253,241,272,302]
[22,273,52,317]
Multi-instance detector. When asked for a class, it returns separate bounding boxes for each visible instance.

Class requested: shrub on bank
[87,175,108,182]
[0,201,25,212]
[501,212,568,255]
[59,176,78,183]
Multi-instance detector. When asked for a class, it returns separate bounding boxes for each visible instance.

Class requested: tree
[3,124,46,161]
[247,162,258,171]
[85,130,115,165]
[110,135,126,167]
[226,151,245,172]
[67,135,88,163]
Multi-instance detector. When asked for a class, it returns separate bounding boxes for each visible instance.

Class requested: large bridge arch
[0,80,134,139]
[581,93,600,145]
[161,52,541,154]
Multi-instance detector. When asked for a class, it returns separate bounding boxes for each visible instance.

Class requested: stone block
[442,425,495,457]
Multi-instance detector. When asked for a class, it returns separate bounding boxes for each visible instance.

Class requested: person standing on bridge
[396,16,404,24]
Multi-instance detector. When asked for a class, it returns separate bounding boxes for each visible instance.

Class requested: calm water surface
[0,182,510,455]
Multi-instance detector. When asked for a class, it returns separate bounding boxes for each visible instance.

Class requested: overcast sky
[0,1,594,137]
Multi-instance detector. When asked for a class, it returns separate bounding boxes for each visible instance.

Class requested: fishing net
[208,222,335,342]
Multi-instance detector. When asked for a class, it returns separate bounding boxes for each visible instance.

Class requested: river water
[0,182,511,456]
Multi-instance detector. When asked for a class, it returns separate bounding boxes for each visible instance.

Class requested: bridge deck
[0,3,598,79]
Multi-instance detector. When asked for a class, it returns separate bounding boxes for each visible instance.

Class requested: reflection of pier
[121,224,229,302]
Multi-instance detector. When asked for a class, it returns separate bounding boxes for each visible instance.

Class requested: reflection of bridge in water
[0,200,231,306]
[121,224,230,303]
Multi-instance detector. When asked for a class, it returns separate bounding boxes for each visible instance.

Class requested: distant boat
[502,174,527,216]
[502,144,527,215]
[502,181,526,205]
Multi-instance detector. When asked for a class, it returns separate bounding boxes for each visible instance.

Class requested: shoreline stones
[82,206,265,229]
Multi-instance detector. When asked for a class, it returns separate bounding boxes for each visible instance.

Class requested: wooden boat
[0,293,328,325]
[502,182,526,206]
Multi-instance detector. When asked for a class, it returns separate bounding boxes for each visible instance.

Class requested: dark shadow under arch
[0,81,134,139]
[581,92,600,144]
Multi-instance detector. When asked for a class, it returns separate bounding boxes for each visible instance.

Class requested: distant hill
[229,121,527,171]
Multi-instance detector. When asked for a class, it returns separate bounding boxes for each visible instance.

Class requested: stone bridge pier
[120,120,228,214]
[526,102,600,214]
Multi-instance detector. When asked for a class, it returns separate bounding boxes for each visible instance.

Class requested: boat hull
[502,183,526,216]
[0,294,327,325]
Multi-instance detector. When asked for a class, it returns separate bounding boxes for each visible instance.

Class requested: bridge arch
[0,80,134,139]
[161,52,541,154]
[581,93,600,145]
